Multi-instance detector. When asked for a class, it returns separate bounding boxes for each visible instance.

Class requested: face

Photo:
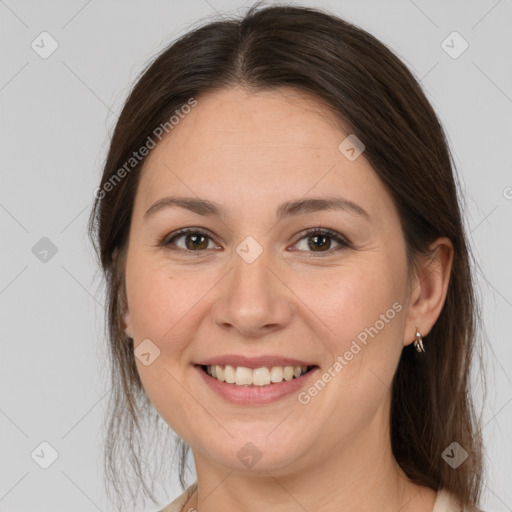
[122,86,415,477]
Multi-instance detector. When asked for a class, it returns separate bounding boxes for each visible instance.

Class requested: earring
[413,328,425,352]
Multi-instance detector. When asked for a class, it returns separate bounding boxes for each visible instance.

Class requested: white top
[159,482,466,511]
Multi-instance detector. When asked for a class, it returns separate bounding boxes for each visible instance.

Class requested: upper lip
[196,355,317,369]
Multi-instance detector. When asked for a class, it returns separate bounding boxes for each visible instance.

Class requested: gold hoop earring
[413,328,425,352]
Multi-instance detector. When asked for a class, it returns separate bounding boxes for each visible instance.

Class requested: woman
[88,3,484,511]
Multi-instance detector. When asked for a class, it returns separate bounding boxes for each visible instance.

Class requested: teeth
[224,365,236,384]
[270,366,283,383]
[235,366,252,386]
[283,366,294,381]
[205,364,310,386]
[252,367,271,386]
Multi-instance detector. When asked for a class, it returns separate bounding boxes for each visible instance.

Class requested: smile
[195,361,319,405]
[201,364,311,386]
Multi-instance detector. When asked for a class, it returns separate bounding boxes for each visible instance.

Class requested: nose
[211,247,294,338]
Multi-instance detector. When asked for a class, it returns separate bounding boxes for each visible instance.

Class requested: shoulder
[161,485,485,512]
[434,489,484,512]
[159,482,197,512]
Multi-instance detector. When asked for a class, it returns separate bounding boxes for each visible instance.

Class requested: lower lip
[195,365,319,405]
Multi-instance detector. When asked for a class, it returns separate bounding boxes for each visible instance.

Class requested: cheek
[290,264,405,436]
[124,254,208,431]
[293,261,403,352]
[292,258,406,406]
[125,253,207,343]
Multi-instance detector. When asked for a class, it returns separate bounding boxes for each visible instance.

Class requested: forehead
[167,86,348,152]
[134,86,395,225]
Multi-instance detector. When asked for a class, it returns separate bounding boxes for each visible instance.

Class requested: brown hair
[88,2,485,509]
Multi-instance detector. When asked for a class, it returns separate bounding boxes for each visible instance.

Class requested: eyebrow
[143,195,371,222]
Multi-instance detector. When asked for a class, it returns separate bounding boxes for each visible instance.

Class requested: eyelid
[289,227,351,252]
[161,227,221,252]
[160,226,351,254]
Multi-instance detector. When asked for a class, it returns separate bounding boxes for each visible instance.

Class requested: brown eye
[164,228,219,251]
[183,233,209,250]
[307,234,333,251]
[293,228,349,254]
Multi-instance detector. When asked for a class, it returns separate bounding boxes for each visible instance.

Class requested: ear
[121,298,134,339]
[113,246,134,339]
[403,236,454,347]
[121,312,134,339]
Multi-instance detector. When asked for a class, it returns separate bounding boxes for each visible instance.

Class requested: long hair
[88,2,485,509]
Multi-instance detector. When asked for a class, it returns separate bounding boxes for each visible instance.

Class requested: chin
[195,430,314,475]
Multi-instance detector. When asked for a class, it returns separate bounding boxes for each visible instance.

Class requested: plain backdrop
[1,0,511,510]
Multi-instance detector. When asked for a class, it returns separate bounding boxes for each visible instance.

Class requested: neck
[184,406,436,512]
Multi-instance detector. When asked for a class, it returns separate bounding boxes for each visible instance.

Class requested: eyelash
[160,227,351,256]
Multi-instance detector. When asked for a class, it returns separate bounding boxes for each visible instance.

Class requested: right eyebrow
[143,195,371,222]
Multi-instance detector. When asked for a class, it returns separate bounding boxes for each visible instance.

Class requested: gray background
[1,0,511,510]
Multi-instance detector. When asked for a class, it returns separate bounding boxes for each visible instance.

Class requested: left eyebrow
[276,196,371,222]
[144,196,223,221]
[143,195,371,222]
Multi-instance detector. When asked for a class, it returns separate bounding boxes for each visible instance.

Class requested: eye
[160,227,350,255]
[162,228,220,252]
[291,228,350,254]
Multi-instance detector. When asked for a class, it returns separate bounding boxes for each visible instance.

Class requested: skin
[121,85,453,512]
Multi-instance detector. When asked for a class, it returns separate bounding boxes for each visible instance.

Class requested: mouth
[197,364,315,387]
